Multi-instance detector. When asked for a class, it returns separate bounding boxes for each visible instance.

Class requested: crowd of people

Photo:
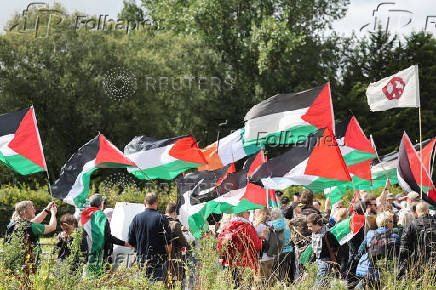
[215,181,436,288]
[3,181,436,288]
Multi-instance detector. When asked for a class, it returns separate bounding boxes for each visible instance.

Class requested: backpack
[417,219,436,263]
[266,226,285,258]
[368,231,396,261]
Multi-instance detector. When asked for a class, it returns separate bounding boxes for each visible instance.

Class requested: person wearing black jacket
[399,202,436,276]
[346,201,366,289]
[56,213,88,269]
[128,193,172,281]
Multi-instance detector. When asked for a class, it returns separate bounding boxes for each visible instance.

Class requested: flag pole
[419,106,423,199]
[45,168,54,201]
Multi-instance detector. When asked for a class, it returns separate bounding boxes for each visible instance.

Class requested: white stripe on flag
[244,108,309,141]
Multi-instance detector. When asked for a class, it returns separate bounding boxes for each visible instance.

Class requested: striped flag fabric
[243,83,334,148]
[124,135,206,179]
[324,116,376,203]
[398,132,436,205]
[198,128,260,171]
[80,207,107,275]
[51,134,136,207]
[177,151,269,238]
[335,116,376,167]
[251,128,351,192]
[0,106,47,175]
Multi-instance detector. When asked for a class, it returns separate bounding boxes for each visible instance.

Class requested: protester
[165,201,190,282]
[254,208,274,283]
[313,200,322,211]
[356,212,399,288]
[5,200,57,273]
[306,212,340,285]
[282,192,300,220]
[56,213,88,265]
[399,202,436,275]
[217,211,268,287]
[82,194,130,276]
[128,192,172,281]
[365,198,377,216]
[271,208,295,283]
[394,212,414,238]
[345,201,366,289]
[280,196,290,216]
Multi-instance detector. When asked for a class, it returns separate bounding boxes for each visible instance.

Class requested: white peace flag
[366,65,420,111]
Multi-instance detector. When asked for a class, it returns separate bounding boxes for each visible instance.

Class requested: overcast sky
[0,0,435,37]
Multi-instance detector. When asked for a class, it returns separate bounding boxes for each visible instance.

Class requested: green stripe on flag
[301,245,313,265]
[188,198,265,239]
[330,218,352,244]
[343,151,377,167]
[72,168,97,208]
[242,124,317,149]
[0,151,45,175]
[305,177,350,193]
[88,210,107,277]
[129,160,203,180]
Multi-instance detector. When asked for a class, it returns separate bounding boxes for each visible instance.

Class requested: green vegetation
[1,234,435,289]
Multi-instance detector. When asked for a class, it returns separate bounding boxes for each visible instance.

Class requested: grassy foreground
[1,234,436,290]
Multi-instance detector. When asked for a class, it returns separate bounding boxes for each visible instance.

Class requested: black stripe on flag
[51,135,100,200]
[251,129,325,180]
[124,135,190,154]
[176,165,231,212]
[398,135,420,193]
[244,85,324,121]
[335,115,353,140]
[0,108,29,136]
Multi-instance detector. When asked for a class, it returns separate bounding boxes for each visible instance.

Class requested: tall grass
[1,232,435,289]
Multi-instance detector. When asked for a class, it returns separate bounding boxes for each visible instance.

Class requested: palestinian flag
[324,116,376,203]
[243,83,334,148]
[325,142,401,204]
[0,106,47,175]
[124,135,206,180]
[302,214,365,265]
[177,151,268,238]
[325,160,373,204]
[199,128,260,171]
[336,116,376,167]
[418,138,436,176]
[80,207,107,275]
[398,132,436,205]
[51,134,136,207]
[251,128,351,192]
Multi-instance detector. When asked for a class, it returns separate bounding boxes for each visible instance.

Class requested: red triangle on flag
[301,83,334,131]
[8,107,47,170]
[248,149,264,178]
[403,133,434,188]
[169,136,207,165]
[348,160,372,182]
[345,117,376,154]
[95,134,136,167]
[418,138,436,173]
[305,127,351,181]
[240,183,268,207]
